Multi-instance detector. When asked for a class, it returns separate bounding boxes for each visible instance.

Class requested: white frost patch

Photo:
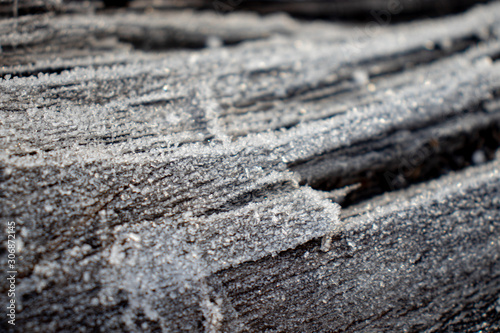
[109,243,126,266]
[200,294,224,333]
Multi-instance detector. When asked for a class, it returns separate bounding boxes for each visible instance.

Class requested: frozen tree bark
[0,1,500,332]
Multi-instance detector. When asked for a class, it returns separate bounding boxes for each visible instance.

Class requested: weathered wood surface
[0,0,500,332]
[211,158,500,332]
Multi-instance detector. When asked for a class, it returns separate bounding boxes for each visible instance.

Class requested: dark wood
[1,1,500,332]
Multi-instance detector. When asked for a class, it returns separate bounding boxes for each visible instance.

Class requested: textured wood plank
[0,1,500,332]
[209,156,500,332]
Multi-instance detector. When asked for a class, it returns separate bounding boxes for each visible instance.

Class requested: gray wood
[209,157,500,332]
[0,1,499,332]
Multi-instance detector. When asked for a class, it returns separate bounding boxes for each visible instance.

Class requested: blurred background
[0,0,493,20]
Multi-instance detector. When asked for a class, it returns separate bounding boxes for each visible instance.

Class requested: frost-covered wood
[1,1,500,332]
[209,157,500,332]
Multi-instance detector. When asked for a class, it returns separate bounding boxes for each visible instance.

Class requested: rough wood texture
[210,158,500,332]
[1,1,500,332]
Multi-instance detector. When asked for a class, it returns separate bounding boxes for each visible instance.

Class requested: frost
[200,295,223,333]
[2,1,500,331]
[472,150,487,165]
[206,36,223,49]
[109,244,126,266]
[352,70,369,86]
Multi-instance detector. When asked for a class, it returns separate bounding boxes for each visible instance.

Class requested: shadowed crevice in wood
[291,96,500,207]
